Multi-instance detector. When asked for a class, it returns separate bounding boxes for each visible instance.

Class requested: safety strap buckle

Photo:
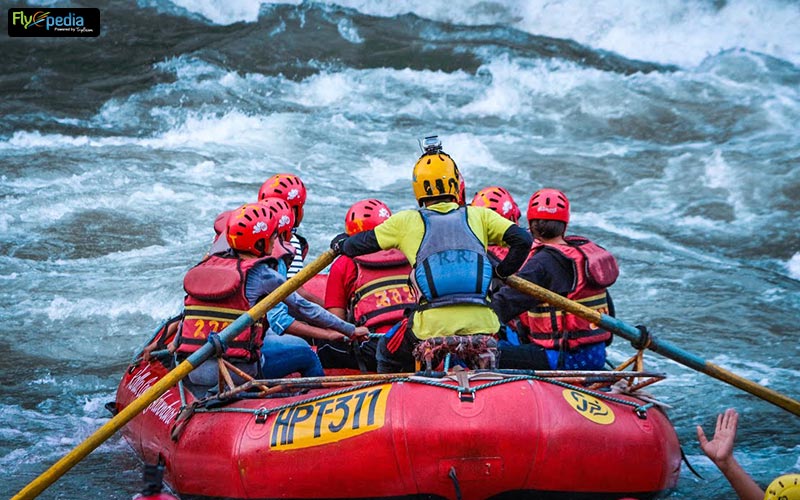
[454,366,475,402]
[634,403,653,419]
[458,390,475,403]
[254,407,269,425]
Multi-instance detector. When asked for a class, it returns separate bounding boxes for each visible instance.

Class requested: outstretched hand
[697,407,738,468]
[697,408,765,500]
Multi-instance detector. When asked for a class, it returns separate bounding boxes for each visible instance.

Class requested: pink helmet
[471,186,521,223]
[526,188,570,224]
[345,199,392,235]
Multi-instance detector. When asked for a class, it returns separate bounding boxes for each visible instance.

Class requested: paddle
[504,274,800,418]
[12,249,337,500]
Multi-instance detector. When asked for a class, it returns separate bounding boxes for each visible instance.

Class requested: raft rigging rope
[185,370,665,421]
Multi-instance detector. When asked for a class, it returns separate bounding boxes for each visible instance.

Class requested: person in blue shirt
[257,198,370,372]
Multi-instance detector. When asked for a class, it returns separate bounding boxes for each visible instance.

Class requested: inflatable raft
[115,363,680,499]
[113,275,681,499]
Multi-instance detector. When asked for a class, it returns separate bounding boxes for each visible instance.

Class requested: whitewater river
[1,1,798,498]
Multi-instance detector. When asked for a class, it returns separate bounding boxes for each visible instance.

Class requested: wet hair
[530,220,566,240]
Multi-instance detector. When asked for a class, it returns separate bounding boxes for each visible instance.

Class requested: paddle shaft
[505,275,800,418]
[12,250,336,500]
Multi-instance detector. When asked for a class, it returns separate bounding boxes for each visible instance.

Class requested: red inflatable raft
[115,364,680,500]
[114,275,681,499]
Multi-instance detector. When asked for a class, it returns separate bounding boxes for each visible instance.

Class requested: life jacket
[208,209,234,255]
[350,249,415,332]
[213,210,232,238]
[487,245,509,261]
[412,206,493,310]
[175,254,271,362]
[271,237,296,274]
[520,236,618,350]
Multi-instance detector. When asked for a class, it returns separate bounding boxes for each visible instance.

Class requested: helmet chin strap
[421,195,458,207]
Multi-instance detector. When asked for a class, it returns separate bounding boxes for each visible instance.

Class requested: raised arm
[697,408,764,500]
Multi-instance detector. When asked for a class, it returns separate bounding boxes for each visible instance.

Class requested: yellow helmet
[412,152,463,206]
[765,474,800,500]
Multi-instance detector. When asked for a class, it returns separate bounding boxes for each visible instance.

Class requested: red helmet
[458,173,466,205]
[258,197,295,241]
[345,199,392,235]
[258,173,307,225]
[526,188,570,224]
[471,186,521,223]
[226,203,278,257]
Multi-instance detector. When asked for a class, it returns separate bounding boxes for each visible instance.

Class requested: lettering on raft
[125,366,180,425]
[269,385,391,451]
[126,367,158,397]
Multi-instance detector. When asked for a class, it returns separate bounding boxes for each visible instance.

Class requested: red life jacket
[488,245,509,261]
[176,254,270,362]
[208,209,234,255]
[350,249,414,333]
[519,237,617,350]
[270,237,296,271]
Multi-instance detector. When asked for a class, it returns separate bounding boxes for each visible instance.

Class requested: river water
[1,1,799,498]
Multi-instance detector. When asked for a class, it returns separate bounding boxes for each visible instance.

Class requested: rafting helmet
[258,173,307,225]
[471,186,521,223]
[345,199,392,235]
[527,188,570,224]
[258,197,295,241]
[412,137,462,206]
[764,474,800,500]
[226,203,279,257]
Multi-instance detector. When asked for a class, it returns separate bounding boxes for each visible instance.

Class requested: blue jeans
[261,334,324,378]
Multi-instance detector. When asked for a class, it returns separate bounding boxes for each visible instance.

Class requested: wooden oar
[11,250,337,500]
[505,275,800,418]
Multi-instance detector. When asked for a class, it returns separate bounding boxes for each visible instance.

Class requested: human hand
[697,408,738,469]
[141,341,158,363]
[324,329,350,342]
[330,232,349,255]
[492,266,508,280]
[141,339,176,363]
[352,326,370,342]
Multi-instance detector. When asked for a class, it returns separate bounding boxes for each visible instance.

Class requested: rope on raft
[187,370,665,420]
[168,333,666,438]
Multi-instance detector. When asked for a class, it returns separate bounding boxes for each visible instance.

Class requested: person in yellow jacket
[330,137,532,372]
